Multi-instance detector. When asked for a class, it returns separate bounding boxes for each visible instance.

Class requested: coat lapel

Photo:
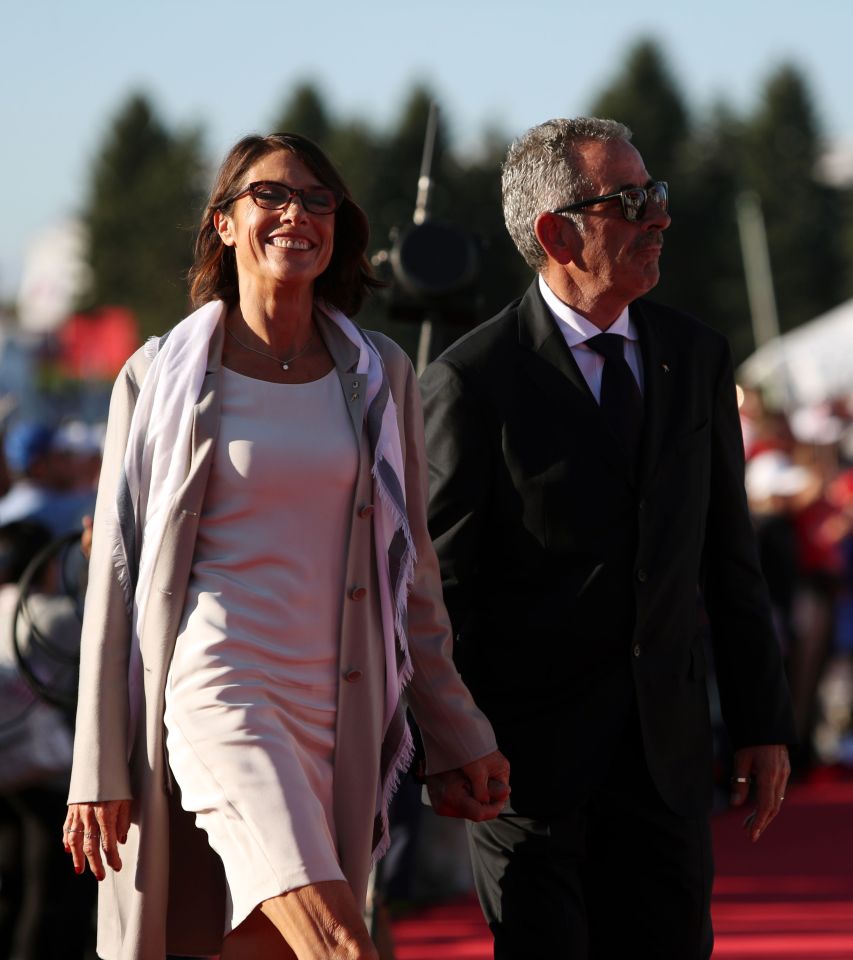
[632,300,677,493]
[516,281,634,479]
[316,311,366,443]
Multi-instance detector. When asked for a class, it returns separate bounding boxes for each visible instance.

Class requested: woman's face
[214,150,336,298]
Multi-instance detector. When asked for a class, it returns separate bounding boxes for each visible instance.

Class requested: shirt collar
[538,274,637,347]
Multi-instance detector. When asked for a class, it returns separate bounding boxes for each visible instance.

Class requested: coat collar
[516,279,678,490]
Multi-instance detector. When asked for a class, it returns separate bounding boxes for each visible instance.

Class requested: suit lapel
[517,281,635,479]
[632,300,677,492]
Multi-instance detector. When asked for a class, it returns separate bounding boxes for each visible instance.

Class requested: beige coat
[68,313,497,960]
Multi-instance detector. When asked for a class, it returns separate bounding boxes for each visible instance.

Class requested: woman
[63,133,508,960]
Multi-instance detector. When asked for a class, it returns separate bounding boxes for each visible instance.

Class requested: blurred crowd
[0,418,98,959]
[740,385,853,774]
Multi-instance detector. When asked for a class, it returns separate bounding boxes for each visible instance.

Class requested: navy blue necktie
[586,333,644,467]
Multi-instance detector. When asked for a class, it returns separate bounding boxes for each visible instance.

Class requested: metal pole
[736,192,793,409]
[415,102,440,369]
[413,102,439,226]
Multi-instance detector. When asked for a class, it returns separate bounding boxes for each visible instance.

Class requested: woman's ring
[730,776,751,784]
[84,832,100,839]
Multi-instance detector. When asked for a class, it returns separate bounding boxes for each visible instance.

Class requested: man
[420,118,794,959]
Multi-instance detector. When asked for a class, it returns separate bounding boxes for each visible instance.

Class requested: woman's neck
[233,279,316,353]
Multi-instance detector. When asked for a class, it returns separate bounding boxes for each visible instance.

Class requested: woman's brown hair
[188,133,381,316]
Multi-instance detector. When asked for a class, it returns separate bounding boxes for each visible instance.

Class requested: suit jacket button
[636,568,648,583]
[349,586,367,601]
[344,668,363,683]
[633,644,641,657]
[358,504,375,518]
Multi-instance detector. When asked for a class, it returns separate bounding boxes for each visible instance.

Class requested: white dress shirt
[538,275,644,402]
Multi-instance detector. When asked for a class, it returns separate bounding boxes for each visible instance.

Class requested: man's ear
[534,211,578,266]
[213,210,236,248]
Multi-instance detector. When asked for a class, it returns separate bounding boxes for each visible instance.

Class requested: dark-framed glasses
[552,180,668,223]
[216,180,343,215]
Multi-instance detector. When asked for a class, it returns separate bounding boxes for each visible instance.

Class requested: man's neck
[540,268,627,332]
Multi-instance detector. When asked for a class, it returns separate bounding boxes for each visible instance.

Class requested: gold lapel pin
[661,363,670,373]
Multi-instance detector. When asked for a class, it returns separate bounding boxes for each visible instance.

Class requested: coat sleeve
[388,346,498,774]
[418,356,492,637]
[701,342,795,749]
[67,360,142,804]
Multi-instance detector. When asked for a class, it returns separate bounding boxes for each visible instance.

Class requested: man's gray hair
[502,117,632,271]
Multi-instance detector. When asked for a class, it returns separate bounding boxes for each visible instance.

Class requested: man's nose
[644,200,670,231]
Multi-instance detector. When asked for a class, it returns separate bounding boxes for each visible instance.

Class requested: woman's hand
[425,749,510,821]
[63,800,132,880]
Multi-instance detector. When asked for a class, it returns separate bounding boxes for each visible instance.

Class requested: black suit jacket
[420,281,795,817]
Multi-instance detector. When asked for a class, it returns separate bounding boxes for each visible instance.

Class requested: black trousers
[467,728,714,960]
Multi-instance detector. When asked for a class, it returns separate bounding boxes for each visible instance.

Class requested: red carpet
[391,769,853,959]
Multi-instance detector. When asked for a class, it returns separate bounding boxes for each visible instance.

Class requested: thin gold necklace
[225,325,316,370]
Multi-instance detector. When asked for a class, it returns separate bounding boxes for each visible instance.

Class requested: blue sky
[3,0,852,302]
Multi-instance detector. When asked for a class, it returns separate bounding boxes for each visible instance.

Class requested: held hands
[63,800,132,880]
[730,744,791,842]
[425,749,510,822]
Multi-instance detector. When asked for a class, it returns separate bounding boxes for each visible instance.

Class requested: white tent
[738,298,853,407]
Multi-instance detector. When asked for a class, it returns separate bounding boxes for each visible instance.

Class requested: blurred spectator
[54,419,104,492]
[0,520,95,959]
[813,469,853,764]
[0,420,96,536]
[745,451,817,657]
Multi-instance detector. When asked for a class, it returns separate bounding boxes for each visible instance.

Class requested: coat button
[349,586,367,601]
[352,380,360,389]
[636,568,648,583]
[358,504,375,518]
[633,644,641,657]
[344,668,363,683]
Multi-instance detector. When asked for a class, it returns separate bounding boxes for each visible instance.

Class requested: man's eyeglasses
[552,181,669,223]
[216,180,342,216]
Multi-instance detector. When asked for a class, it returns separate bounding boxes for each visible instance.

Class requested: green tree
[590,39,689,180]
[741,64,844,333]
[268,81,332,146]
[81,92,207,338]
[679,103,755,357]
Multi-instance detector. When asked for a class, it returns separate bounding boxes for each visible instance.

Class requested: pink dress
[164,367,358,933]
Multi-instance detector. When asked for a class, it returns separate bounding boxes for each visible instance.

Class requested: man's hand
[425,749,510,821]
[730,744,791,842]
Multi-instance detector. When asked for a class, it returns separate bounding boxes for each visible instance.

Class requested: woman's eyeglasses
[216,180,343,216]
[552,181,669,223]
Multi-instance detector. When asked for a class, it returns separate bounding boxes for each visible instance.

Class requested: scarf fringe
[371,722,416,865]
[110,531,134,614]
[142,335,159,362]
[371,457,418,657]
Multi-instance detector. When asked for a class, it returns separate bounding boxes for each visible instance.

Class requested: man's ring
[731,776,751,784]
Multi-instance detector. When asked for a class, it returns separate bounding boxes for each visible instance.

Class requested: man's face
[567,139,670,309]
